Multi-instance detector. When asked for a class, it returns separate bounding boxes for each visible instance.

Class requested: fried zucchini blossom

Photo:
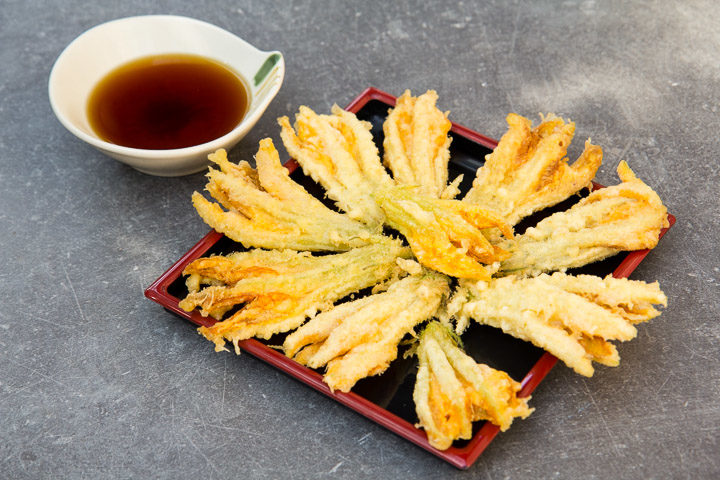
[383,90,460,199]
[499,161,669,276]
[175,91,672,452]
[191,139,385,252]
[179,240,411,352]
[284,268,449,392]
[413,321,533,450]
[464,112,602,226]
[450,272,667,376]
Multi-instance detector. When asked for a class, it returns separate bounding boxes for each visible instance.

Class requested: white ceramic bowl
[48,15,284,176]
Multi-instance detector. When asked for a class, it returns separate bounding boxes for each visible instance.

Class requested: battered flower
[284,270,449,392]
[375,186,513,280]
[383,90,458,198]
[413,321,533,450]
[191,139,384,251]
[451,272,667,376]
[464,113,602,226]
[176,92,671,452]
[179,240,411,352]
[279,106,391,227]
[499,161,669,276]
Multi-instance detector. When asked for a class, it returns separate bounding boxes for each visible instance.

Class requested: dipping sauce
[87,54,248,150]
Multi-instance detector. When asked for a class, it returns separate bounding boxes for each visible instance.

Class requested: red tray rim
[144,86,676,469]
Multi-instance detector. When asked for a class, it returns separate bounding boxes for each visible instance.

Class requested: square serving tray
[144,87,675,469]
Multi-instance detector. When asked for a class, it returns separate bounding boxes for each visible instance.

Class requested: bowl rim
[47,14,285,159]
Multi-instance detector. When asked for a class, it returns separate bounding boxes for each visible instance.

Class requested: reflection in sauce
[87,54,248,150]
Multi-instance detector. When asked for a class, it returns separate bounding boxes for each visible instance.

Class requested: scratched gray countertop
[1,1,718,479]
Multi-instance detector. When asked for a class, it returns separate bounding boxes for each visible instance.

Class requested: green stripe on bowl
[253,53,281,87]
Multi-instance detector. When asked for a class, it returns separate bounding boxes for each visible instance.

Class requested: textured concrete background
[1,0,718,478]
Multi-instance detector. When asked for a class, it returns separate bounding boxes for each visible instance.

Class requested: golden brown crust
[178,95,671,451]
[191,140,384,251]
[179,241,410,352]
[383,90,453,198]
[499,161,669,276]
[283,272,449,392]
[454,272,667,376]
[413,322,533,449]
[464,113,602,226]
[375,186,513,280]
[278,106,390,227]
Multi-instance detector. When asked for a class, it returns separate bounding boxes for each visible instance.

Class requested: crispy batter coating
[278,106,391,227]
[375,186,513,280]
[191,140,383,251]
[464,113,602,226]
[452,272,667,376]
[284,271,449,392]
[327,105,394,188]
[178,96,672,449]
[383,90,457,198]
[499,161,670,276]
[179,240,411,352]
[413,322,533,450]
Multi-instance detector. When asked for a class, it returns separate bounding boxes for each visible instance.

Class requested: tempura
[284,269,449,392]
[464,113,602,226]
[179,240,410,352]
[451,272,667,376]
[191,140,384,251]
[279,106,390,227]
[499,161,669,276]
[383,90,458,198]
[413,321,533,450]
[374,186,514,280]
[176,92,673,452]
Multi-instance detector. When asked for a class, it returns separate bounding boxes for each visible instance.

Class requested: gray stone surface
[1,0,718,478]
